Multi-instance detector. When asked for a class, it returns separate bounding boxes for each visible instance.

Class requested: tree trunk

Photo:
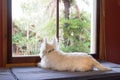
[62,0,71,46]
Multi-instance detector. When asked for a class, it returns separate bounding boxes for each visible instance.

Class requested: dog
[38,38,111,72]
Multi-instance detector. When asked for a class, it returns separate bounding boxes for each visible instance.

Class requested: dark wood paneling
[0,0,3,67]
[105,0,120,64]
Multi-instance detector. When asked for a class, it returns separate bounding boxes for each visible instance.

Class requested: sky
[12,0,94,20]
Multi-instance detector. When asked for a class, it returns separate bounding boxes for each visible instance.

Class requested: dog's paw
[37,62,41,67]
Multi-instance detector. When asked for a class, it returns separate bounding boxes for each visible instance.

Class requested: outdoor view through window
[12,0,97,57]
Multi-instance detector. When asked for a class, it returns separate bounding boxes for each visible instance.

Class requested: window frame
[6,0,100,64]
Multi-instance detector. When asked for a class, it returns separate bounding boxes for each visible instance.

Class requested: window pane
[59,0,96,54]
[12,0,56,56]
[12,0,97,57]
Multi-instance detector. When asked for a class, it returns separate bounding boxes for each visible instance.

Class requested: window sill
[5,63,37,68]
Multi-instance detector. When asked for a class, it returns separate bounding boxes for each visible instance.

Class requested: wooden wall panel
[105,0,120,64]
[0,0,3,67]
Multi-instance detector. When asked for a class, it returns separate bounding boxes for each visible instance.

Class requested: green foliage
[59,11,91,53]
[12,0,56,55]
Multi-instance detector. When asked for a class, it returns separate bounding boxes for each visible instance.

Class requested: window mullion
[56,0,59,40]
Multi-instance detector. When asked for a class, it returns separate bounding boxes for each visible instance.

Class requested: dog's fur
[38,38,111,72]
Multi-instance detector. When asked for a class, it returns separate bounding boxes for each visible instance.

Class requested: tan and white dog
[38,38,111,72]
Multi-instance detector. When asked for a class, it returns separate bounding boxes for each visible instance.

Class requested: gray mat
[11,61,120,80]
[0,69,16,80]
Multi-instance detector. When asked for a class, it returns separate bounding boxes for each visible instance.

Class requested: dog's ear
[53,37,58,46]
[44,37,47,44]
[40,38,44,43]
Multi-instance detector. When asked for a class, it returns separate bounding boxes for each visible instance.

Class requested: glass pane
[12,0,56,56]
[59,0,96,54]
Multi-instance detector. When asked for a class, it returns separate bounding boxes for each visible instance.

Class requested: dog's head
[40,37,58,58]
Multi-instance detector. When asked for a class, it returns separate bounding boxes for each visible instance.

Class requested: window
[7,0,100,64]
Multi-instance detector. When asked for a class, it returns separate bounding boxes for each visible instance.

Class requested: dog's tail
[92,58,112,71]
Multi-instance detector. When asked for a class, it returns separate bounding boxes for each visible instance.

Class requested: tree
[12,0,56,55]
[59,0,91,52]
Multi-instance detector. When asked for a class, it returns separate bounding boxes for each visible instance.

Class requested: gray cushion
[0,69,16,80]
[11,61,120,80]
